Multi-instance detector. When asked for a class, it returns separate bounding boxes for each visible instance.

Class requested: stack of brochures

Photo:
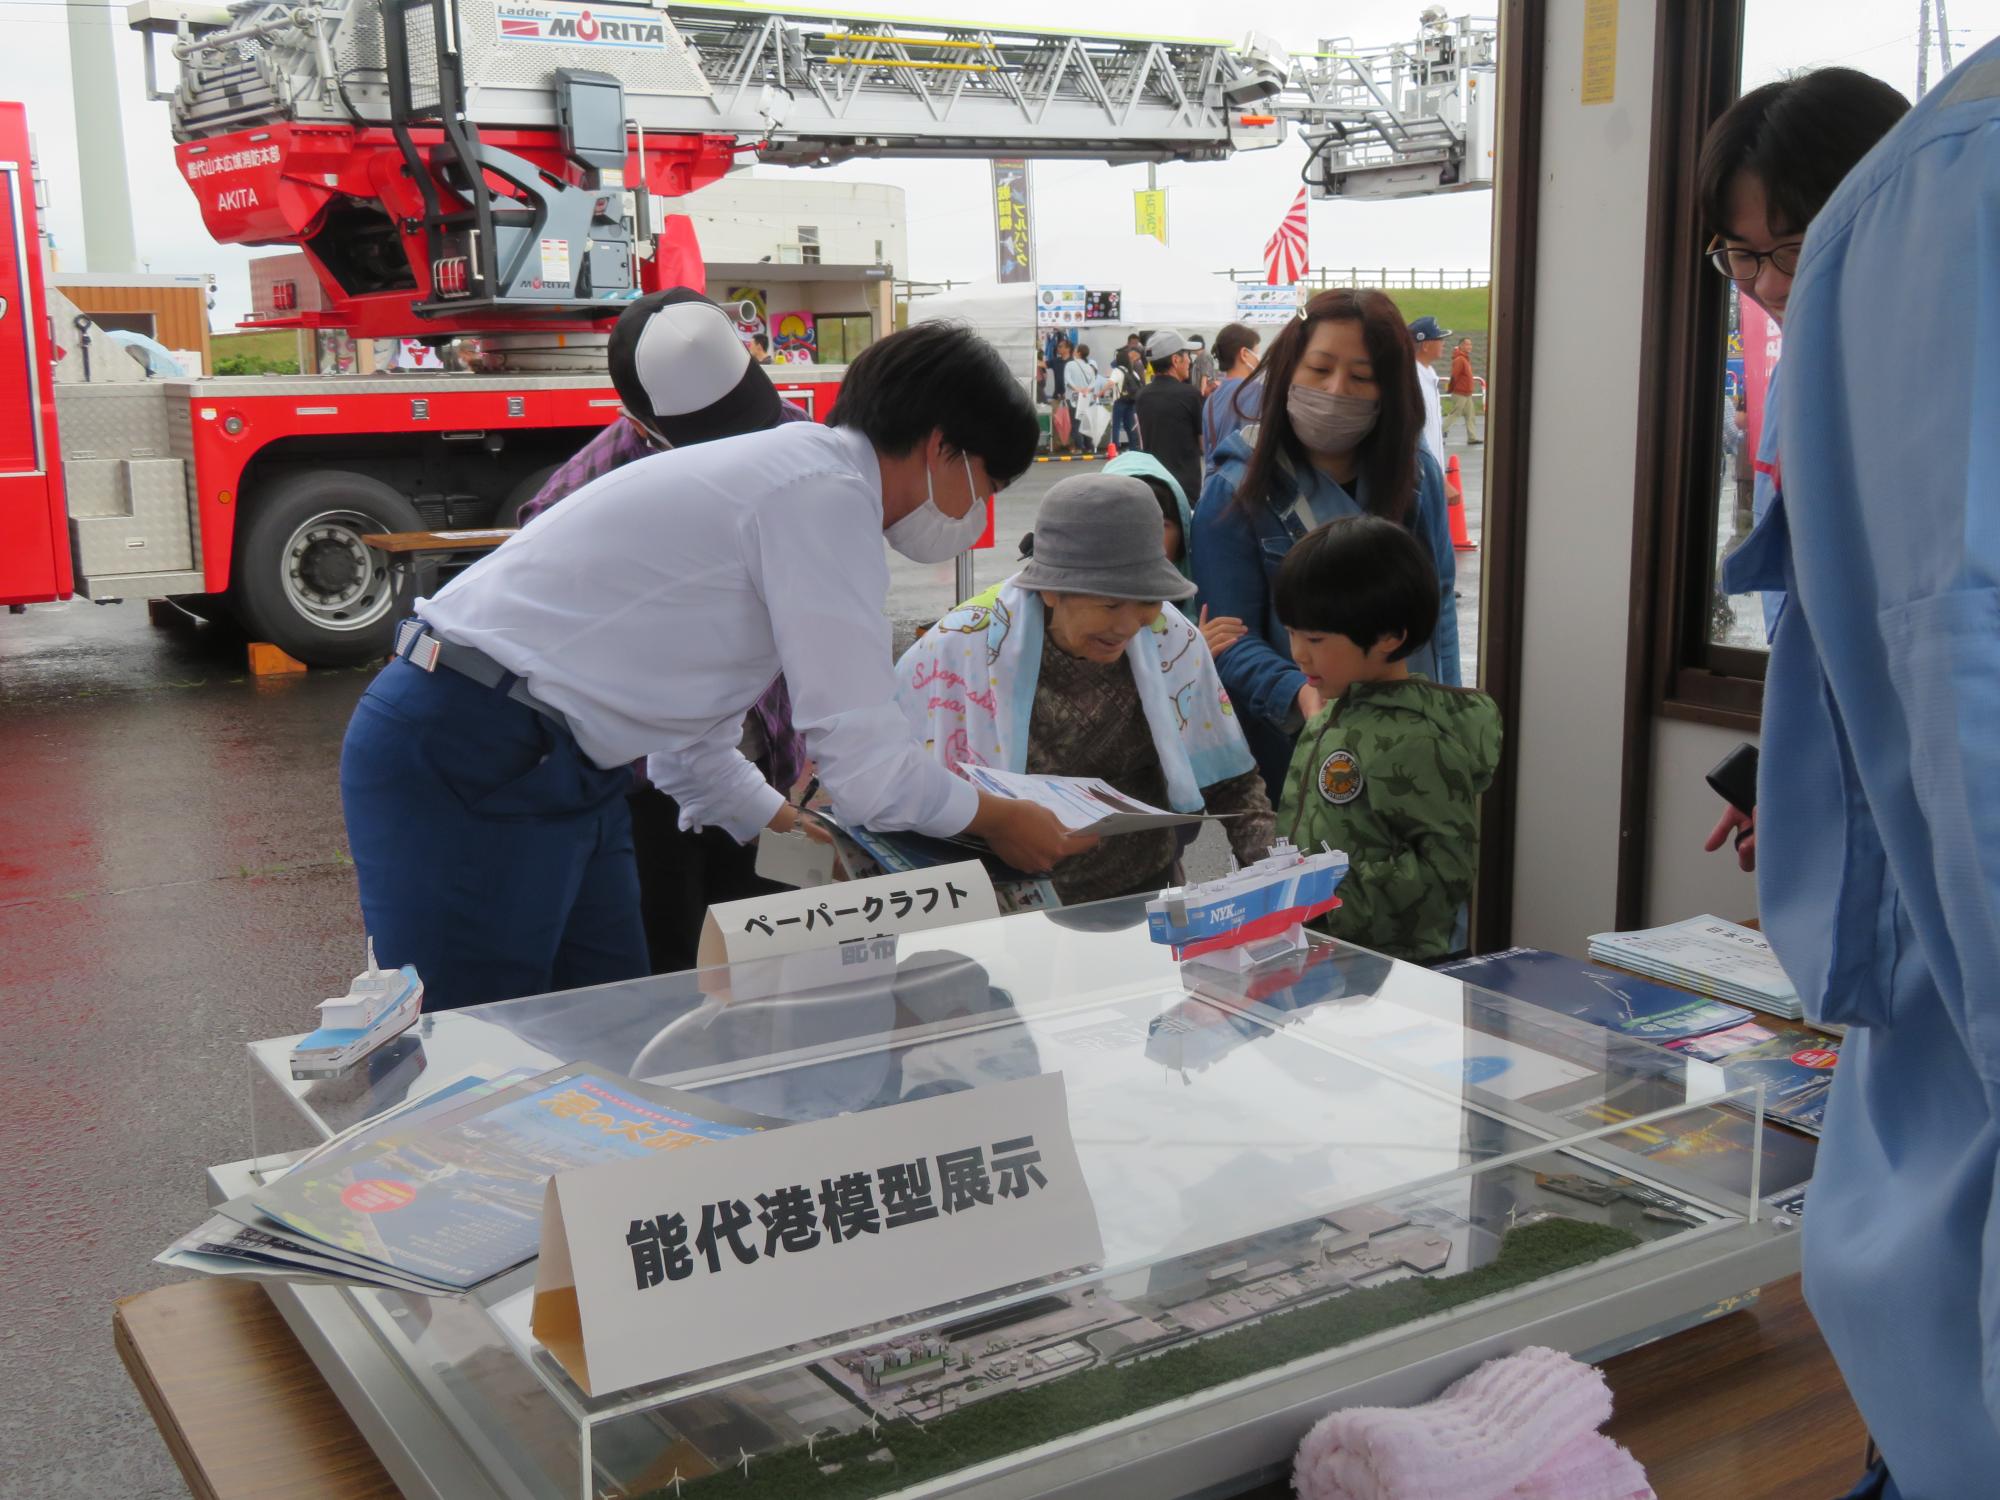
[1586,915,1803,1019]
[1665,1020,1842,1136]
[159,1064,776,1295]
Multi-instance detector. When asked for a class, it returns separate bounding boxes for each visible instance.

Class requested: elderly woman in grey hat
[894,474,1274,905]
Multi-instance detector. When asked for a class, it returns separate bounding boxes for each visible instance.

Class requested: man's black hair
[1213,322,1261,372]
[1697,68,1909,238]
[1149,354,1180,378]
[749,332,769,350]
[828,322,1039,484]
[1274,515,1437,661]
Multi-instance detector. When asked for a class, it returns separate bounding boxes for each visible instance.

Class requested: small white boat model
[289,941,423,1080]
[1146,841,1349,965]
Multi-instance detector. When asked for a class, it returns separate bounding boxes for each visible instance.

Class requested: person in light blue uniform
[1724,39,2000,1499]
[1696,68,1910,874]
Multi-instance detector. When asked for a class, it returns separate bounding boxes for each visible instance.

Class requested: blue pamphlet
[1437,947,1753,1041]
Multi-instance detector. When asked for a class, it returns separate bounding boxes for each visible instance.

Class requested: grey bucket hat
[1014,475,1198,603]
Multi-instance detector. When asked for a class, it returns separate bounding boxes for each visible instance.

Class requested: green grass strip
[657,1218,1639,1499]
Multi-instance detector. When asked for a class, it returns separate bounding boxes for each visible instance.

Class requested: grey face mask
[1286,384,1380,455]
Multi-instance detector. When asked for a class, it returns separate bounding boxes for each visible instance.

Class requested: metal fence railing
[1214,267,1490,291]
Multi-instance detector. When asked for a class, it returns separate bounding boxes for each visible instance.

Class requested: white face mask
[886,453,988,564]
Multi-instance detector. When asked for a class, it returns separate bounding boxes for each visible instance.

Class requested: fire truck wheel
[494,464,560,529]
[232,469,429,667]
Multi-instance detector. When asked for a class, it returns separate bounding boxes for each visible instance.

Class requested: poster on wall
[1083,289,1122,322]
[1035,284,1087,328]
[1234,284,1303,324]
[726,285,769,355]
[991,159,1033,284]
[772,310,818,364]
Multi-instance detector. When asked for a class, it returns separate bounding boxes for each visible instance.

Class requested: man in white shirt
[1408,315,1449,472]
[340,323,1091,1010]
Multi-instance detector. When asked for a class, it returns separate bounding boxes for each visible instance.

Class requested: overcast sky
[2,0,1993,326]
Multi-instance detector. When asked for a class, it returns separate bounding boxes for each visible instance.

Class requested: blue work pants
[339,655,647,1011]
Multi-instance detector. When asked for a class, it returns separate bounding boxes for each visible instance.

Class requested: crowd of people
[329,44,1998,1495]
[341,282,1494,1007]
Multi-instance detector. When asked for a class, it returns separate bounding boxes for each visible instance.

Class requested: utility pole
[67,1,141,271]
[1937,0,1953,70]
[1918,0,1931,95]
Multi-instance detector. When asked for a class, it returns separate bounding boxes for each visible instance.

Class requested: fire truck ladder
[657,4,1288,165]
[1273,14,1498,200]
[378,0,639,316]
[130,2,1493,325]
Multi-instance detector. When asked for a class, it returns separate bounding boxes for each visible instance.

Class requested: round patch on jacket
[1317,749,1364,805]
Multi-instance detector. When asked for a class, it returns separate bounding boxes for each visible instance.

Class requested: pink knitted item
[1512,1432,1655,1500]
[1292,1346,1634,1500]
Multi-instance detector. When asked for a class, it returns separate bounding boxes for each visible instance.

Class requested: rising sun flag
[1264,187,1310,286]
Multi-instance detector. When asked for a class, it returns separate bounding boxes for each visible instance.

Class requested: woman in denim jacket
[1191,288,1460,798]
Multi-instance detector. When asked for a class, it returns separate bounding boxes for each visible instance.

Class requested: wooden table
[119,1274,1864,1500]
[360,529,517,597]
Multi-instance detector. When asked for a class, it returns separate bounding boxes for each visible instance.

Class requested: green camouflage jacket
[1277,677,1502,963]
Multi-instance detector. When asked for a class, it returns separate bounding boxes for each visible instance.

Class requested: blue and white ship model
[288,940,423,1080]
[1146,841,1349,965]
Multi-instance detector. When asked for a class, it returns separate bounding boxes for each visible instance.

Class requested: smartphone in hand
[1705,743,1759,815]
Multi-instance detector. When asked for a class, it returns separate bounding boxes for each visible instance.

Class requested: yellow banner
[1134,189,1168,244]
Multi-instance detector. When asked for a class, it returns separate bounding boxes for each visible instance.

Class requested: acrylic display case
[223,897,1804,1500]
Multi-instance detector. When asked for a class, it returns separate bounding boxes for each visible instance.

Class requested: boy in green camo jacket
[1273,516,1501,963]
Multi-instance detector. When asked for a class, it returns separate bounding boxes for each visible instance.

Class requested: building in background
[680,177,905,366]
[50,273,212,376]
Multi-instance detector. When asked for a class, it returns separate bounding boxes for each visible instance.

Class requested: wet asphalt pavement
[0,445,1481,1498]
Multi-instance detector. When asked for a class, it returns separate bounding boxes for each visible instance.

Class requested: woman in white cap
[894,473,1273,905]
[340,322,1093,1010]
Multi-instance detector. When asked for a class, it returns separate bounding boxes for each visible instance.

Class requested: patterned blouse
[1025,623,1274,905]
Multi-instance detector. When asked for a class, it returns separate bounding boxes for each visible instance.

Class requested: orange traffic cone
[1104,441,1119,459]
[1445,453,1476,551]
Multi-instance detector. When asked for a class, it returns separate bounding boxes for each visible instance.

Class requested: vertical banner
[1134,189,1168,244]
[1740,296,1782,469]
[991,159,1033,284]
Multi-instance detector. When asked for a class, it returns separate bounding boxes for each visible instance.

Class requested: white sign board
[1235,284,1304,324]
[698,859,997,968]
[531,1072,1103,1396]
[1035,283,1088,328]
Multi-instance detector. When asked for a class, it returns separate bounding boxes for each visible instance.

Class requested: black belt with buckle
[393,619,573,734]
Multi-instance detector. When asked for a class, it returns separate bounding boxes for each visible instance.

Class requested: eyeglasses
[1705,236,1803,283]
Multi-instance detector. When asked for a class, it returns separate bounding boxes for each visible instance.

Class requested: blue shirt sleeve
[1190,466,1308,731]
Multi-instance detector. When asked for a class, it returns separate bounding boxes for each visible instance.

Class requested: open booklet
[955,765,1221,836]
[161,1064,782,1294]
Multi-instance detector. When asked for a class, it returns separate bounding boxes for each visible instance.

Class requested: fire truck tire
[493,464,560,529]
[232,469,430,667]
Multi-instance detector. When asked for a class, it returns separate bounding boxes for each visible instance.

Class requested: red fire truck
[2,3,1485,665]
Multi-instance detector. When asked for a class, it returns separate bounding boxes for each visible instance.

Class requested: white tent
[907,277,1038,387]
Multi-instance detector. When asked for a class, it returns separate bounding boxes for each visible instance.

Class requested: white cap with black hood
[608,288,782,448]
